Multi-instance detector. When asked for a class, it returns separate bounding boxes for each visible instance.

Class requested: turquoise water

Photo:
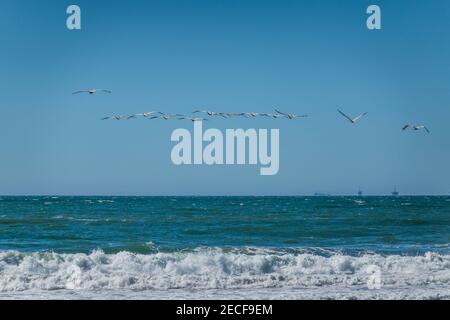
[0,196,449,254]
[0,196,449,299]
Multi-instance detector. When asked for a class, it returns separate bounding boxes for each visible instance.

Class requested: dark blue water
[1,196,449,255]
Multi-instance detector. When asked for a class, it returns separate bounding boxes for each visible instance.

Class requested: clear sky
[1,0,450,196]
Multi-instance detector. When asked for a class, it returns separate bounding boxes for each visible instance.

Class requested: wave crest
[0,248,449,292]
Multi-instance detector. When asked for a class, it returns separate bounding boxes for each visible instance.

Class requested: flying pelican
[259,113,276,118]
[338,109,368,124]
[402,124,430,133]
[225,112,246,118]
[193,110,228,118]
[263,113,285,119]
[242,112,260,118]
[142,111,159,118]
[275,109,308,119]
[150,113,184,120]
[101,115,125,120]
[73,89,112,95]
[127,111,159,119]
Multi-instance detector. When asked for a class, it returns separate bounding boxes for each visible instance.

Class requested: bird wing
[416,125,430,133]
[338,109,354,123]
[275,109,288,116]
[352,112,368,122]
[100,90,112,94]
[72,90,88,95]
[402,124,411,131]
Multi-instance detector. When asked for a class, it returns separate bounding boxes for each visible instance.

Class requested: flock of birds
[72,88,430,133]
[100,109,308,122]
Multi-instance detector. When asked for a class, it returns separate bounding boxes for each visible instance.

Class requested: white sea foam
[0,248,449,299]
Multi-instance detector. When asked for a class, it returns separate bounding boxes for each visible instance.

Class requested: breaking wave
[0,248,449,295]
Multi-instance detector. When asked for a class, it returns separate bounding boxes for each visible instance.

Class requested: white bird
[73,89,112,95]
[402,124,430,133]
[338,109,368,124]
[275,109,308,119]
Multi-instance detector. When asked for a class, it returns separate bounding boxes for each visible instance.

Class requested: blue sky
[1,0,450,195]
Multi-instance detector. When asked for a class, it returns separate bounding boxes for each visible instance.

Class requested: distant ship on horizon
[392,186,399,196]
[358,187,363,196]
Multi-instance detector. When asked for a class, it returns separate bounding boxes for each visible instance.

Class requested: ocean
[0,196,449,300]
